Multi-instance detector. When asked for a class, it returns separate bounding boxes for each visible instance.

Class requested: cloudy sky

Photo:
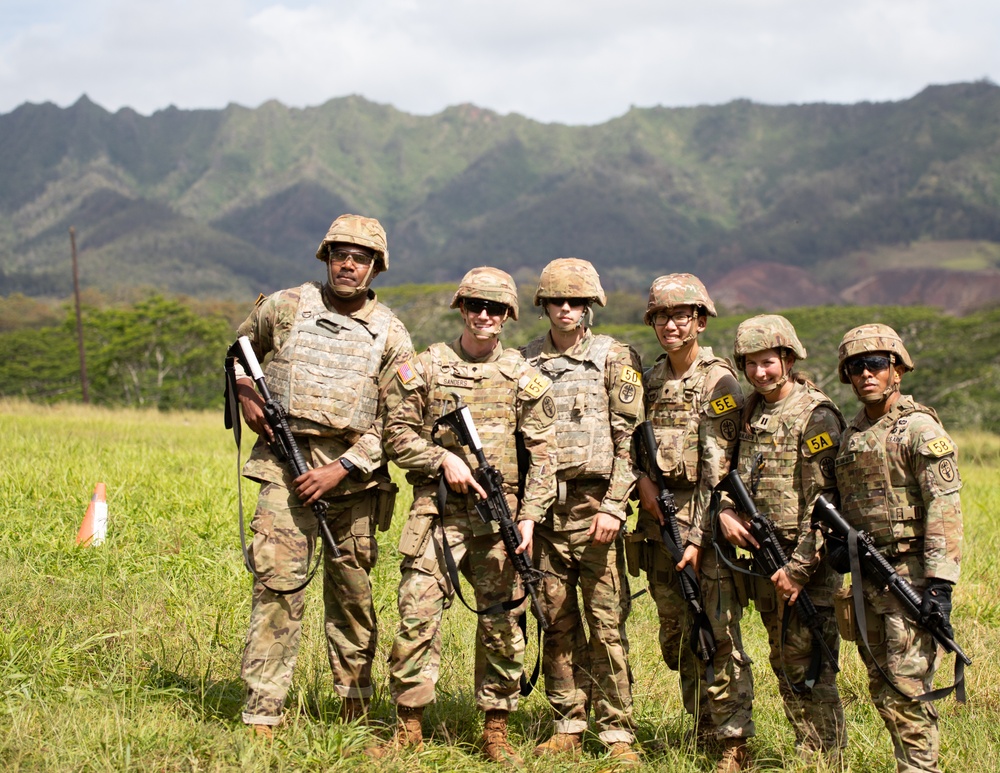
[1,0,996,125]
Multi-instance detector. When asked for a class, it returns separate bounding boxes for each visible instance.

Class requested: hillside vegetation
[2,83,1000,308]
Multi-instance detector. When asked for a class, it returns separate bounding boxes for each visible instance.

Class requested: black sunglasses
[845,354,892,377]
[463,298,508,316]
[543,297,588,308]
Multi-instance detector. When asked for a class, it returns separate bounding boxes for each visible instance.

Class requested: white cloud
[0,0,996,123]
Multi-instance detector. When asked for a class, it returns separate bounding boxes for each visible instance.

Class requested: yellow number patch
[710,394,738,415]
[805,432,834,454]
[523,374,550,399]
[926,437,955,458]
[620,366,641,386]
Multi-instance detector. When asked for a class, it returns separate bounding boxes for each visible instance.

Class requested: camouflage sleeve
[382,351,449,475]
[692,366,744,546]
[516,369,557,523]
[599,344,644,521]
[232,290,297,378]
[909,415,963,583]
[341,316,416,475]
[786,405,844,586]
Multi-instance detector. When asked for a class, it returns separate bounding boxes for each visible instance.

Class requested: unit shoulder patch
[709,393,739,416]
[920,436,956,458]
[804,431,835,456]
[522,372,552,399]
[620,365,642,386]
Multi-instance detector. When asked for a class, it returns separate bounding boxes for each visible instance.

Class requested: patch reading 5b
[710,394,738,415]
[925,437,955,457]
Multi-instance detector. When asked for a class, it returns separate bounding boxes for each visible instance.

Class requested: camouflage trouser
[756,579,846,756]
[536,513,634,743]
[388,504,525,712]
[859,594,943,773]
[646,542,755,740]
[241,481,379,725]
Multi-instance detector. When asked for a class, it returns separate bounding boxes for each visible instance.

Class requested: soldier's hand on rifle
[516,519,534,556]
[236,378,275,442]
[677,543,702,576]
[294,462,349,506]
[587,512,621,545]
[636,476,665,524]
[772,567,803,606]
[440,452,488,499]
[718,507,760,550]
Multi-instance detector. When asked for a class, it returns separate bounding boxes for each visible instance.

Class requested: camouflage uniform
[639,346,755,741]
[835,325,963,773]
[522,327,642,744]
[236,216,414,727]
[733,382,846,755]
[383,336,556,712]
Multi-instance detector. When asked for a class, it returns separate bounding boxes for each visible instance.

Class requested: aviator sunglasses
[844,354,893,377]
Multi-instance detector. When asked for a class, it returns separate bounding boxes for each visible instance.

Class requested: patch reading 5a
[805,432,834,454]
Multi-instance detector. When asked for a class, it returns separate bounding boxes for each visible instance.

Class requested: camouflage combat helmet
[837,323,914,383]
[733,314,807,369]
[533,258,607,307]
[451,267,519,320]
[644,273,717,325]
[315,214,388,271]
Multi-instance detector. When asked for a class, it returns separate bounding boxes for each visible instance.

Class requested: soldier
[833,324,963,773]
[232,214,414,736]
[520,259,642,764]
[717,315,846,767]
[375,267,556,765]
[634,274,754,773]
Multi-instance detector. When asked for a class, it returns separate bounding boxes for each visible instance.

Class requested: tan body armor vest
[419,342,523,491]
[265,282,391,437]
[522,334,614,479]
[836,399,936,553]
[738,383,840,544]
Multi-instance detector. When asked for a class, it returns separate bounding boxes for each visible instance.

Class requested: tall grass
[1,400,997,771]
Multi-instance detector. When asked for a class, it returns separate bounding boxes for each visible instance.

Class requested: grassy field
[2,401,999,771]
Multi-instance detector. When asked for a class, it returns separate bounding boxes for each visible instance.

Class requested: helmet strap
[329,260,377,299]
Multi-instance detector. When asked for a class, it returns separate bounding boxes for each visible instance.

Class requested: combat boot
[717,738,749,773]
[339,697,368,723]
[482,710,523,766]
[364,706,424,759]
[533,732,582,757]
[249,723,274,741]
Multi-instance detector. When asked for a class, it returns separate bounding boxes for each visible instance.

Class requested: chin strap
[329,261,377,299]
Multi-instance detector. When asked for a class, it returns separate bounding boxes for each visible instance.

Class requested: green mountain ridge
[2,82,1000,304]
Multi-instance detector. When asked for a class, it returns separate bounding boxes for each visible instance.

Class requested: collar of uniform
[669,344,713,380]
[450,336,504,363]
[540,328,593,361]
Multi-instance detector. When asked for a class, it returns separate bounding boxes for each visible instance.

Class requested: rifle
[715,469,838,688]
[812,494,969,701]
[432,398,549,630]
[227,335,341,560]
[632,421,717,671]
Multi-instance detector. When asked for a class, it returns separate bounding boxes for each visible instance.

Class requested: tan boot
[482,710,524,766]
[717,738,749,773]
[364,706,424,759]
[608,742,640,765]
[339,697,368,723]
[249,723,274,741]
[533,732,582,757]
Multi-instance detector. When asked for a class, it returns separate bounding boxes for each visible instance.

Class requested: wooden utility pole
[70,227,90,403]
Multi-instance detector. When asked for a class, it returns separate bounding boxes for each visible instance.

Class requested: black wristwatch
[339,457,356,474]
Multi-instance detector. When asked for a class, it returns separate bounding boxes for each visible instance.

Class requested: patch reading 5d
[710,394,738,415]
[805,432,834,454]
[925,437,955,457]
[620,366,641,386]
[524,374,550,399]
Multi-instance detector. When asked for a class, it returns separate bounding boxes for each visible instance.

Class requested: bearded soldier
[634,274,754,773]
[520,258,642,764]
[717,315,846,767]
[374,267,556,765]
[232,214,413,736]
[834,324,963,773]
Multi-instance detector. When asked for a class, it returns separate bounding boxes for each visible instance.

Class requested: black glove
[825,535,851,574]
[920,579,954,639]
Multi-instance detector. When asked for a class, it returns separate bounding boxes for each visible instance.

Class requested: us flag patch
[396,360,416,384]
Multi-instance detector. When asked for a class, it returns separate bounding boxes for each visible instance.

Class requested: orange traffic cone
[76,483,108,547]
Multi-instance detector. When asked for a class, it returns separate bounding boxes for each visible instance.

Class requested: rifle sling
[848,531,965,703]
[435,475,541,697]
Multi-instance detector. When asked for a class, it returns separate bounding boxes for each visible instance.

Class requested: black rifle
[812,494,969,701]
[227,335,341,560]
[715,469,838,688]
[633,421,717,671]
[432,399,549,630]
